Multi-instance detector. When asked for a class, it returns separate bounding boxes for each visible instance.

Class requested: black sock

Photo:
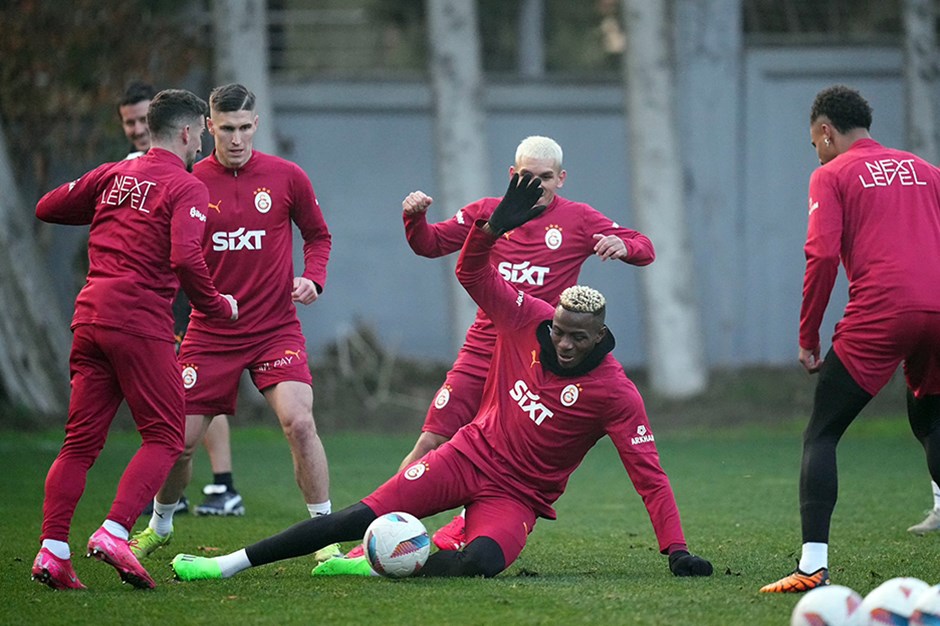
[213,472,234,491]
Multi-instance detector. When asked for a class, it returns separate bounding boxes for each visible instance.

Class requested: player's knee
[418,537,505,578]
[462,537,506,578]
[281,412,317,440]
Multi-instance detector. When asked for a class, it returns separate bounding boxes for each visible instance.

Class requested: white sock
[798,542,828,573]
[217,548,252,578]
[458,508,466,519]
[307,500,332,517]
[102,519,129,540]
[42,539,70,560]
[149,499,178,536]
[931,481,940,510]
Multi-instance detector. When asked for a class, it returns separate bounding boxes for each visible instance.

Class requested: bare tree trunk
[621,0,707,397]
[0,113,70,414]
[426,0,489,353]
[212,0,277,154]
[903,0,940,163]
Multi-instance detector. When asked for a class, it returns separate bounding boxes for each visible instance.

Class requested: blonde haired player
[384,135,655,553]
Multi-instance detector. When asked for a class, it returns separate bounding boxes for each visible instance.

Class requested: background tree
[0,0,207,415]
[903,0,940,163]
[426,0,489,352]
[621,0,708,397]
[212,0,277,153]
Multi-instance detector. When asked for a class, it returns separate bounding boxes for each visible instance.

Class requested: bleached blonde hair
[559,285,606,315]
[515,135,563,170]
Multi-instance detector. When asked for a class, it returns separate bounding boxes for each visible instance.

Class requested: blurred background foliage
[0,0,207,200]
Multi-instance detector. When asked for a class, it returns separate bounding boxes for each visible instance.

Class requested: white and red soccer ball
[363,511,430,578]
[791,584,863,626]
[910,584,940,626]
[857,577,930,625]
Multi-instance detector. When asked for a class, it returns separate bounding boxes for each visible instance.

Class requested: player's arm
[289,166,331,300]
[586,211,655,265]
[171,185,237,320]
[606,398,712,576]
[798,170,842,373]
[35,166,108,225]
[403,192,479,258]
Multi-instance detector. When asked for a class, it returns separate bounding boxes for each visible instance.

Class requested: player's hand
[292,277,319,305]
[799,345,822,373]
[402,191,433,216]
[668,550,713,577]
[592,233,627,261]
[221,294,238,321]
[486,173,545,235]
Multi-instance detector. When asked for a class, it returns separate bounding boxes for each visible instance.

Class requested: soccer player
[393,135,655,552]
[132,83,339,561]
[119,81,244,518]
[118,81,156,159]
[31,89,238,590]
[170,173,713,583]
[760,85,940,593]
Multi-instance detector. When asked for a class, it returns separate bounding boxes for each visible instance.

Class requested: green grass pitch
[3,417,939,625]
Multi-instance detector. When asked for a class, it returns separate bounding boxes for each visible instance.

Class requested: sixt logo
[211,227,266,251]
[509,380,554,426]
[498,261,550,286]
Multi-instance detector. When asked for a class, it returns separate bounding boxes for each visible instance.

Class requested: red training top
[36,147,233,341]
[449,222,686,554]
[405,194,653,377]
[800,138,940,350]
[189,150,332,339]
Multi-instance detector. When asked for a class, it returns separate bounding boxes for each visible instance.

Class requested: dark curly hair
[810,85,872,133]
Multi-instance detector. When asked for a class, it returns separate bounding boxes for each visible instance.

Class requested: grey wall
[38,45,911,370]
[278,82,648,366]
[276,46,906,369]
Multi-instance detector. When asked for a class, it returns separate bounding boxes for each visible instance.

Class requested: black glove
[486,173,545,235]
[668,550,713,577]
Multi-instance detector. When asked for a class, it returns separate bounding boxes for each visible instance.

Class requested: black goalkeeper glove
[486,173,545,236]
[668,550,713,577]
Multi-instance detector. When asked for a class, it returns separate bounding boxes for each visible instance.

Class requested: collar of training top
[536,319,615,377]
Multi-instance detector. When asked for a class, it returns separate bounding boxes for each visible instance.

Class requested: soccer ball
[858,577,930,625]
[791,584,863,626]
[910,584,940,626]
[363,511,430,578]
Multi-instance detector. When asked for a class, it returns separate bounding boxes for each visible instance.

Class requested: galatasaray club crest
[181,365,198,389]
[433,385,452,409]
[560,383,580,407]
[254,187,272,213]
[545,225,563,250]
[404,461,428,481]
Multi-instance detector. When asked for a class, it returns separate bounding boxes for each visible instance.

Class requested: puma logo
[208,200,222,213]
